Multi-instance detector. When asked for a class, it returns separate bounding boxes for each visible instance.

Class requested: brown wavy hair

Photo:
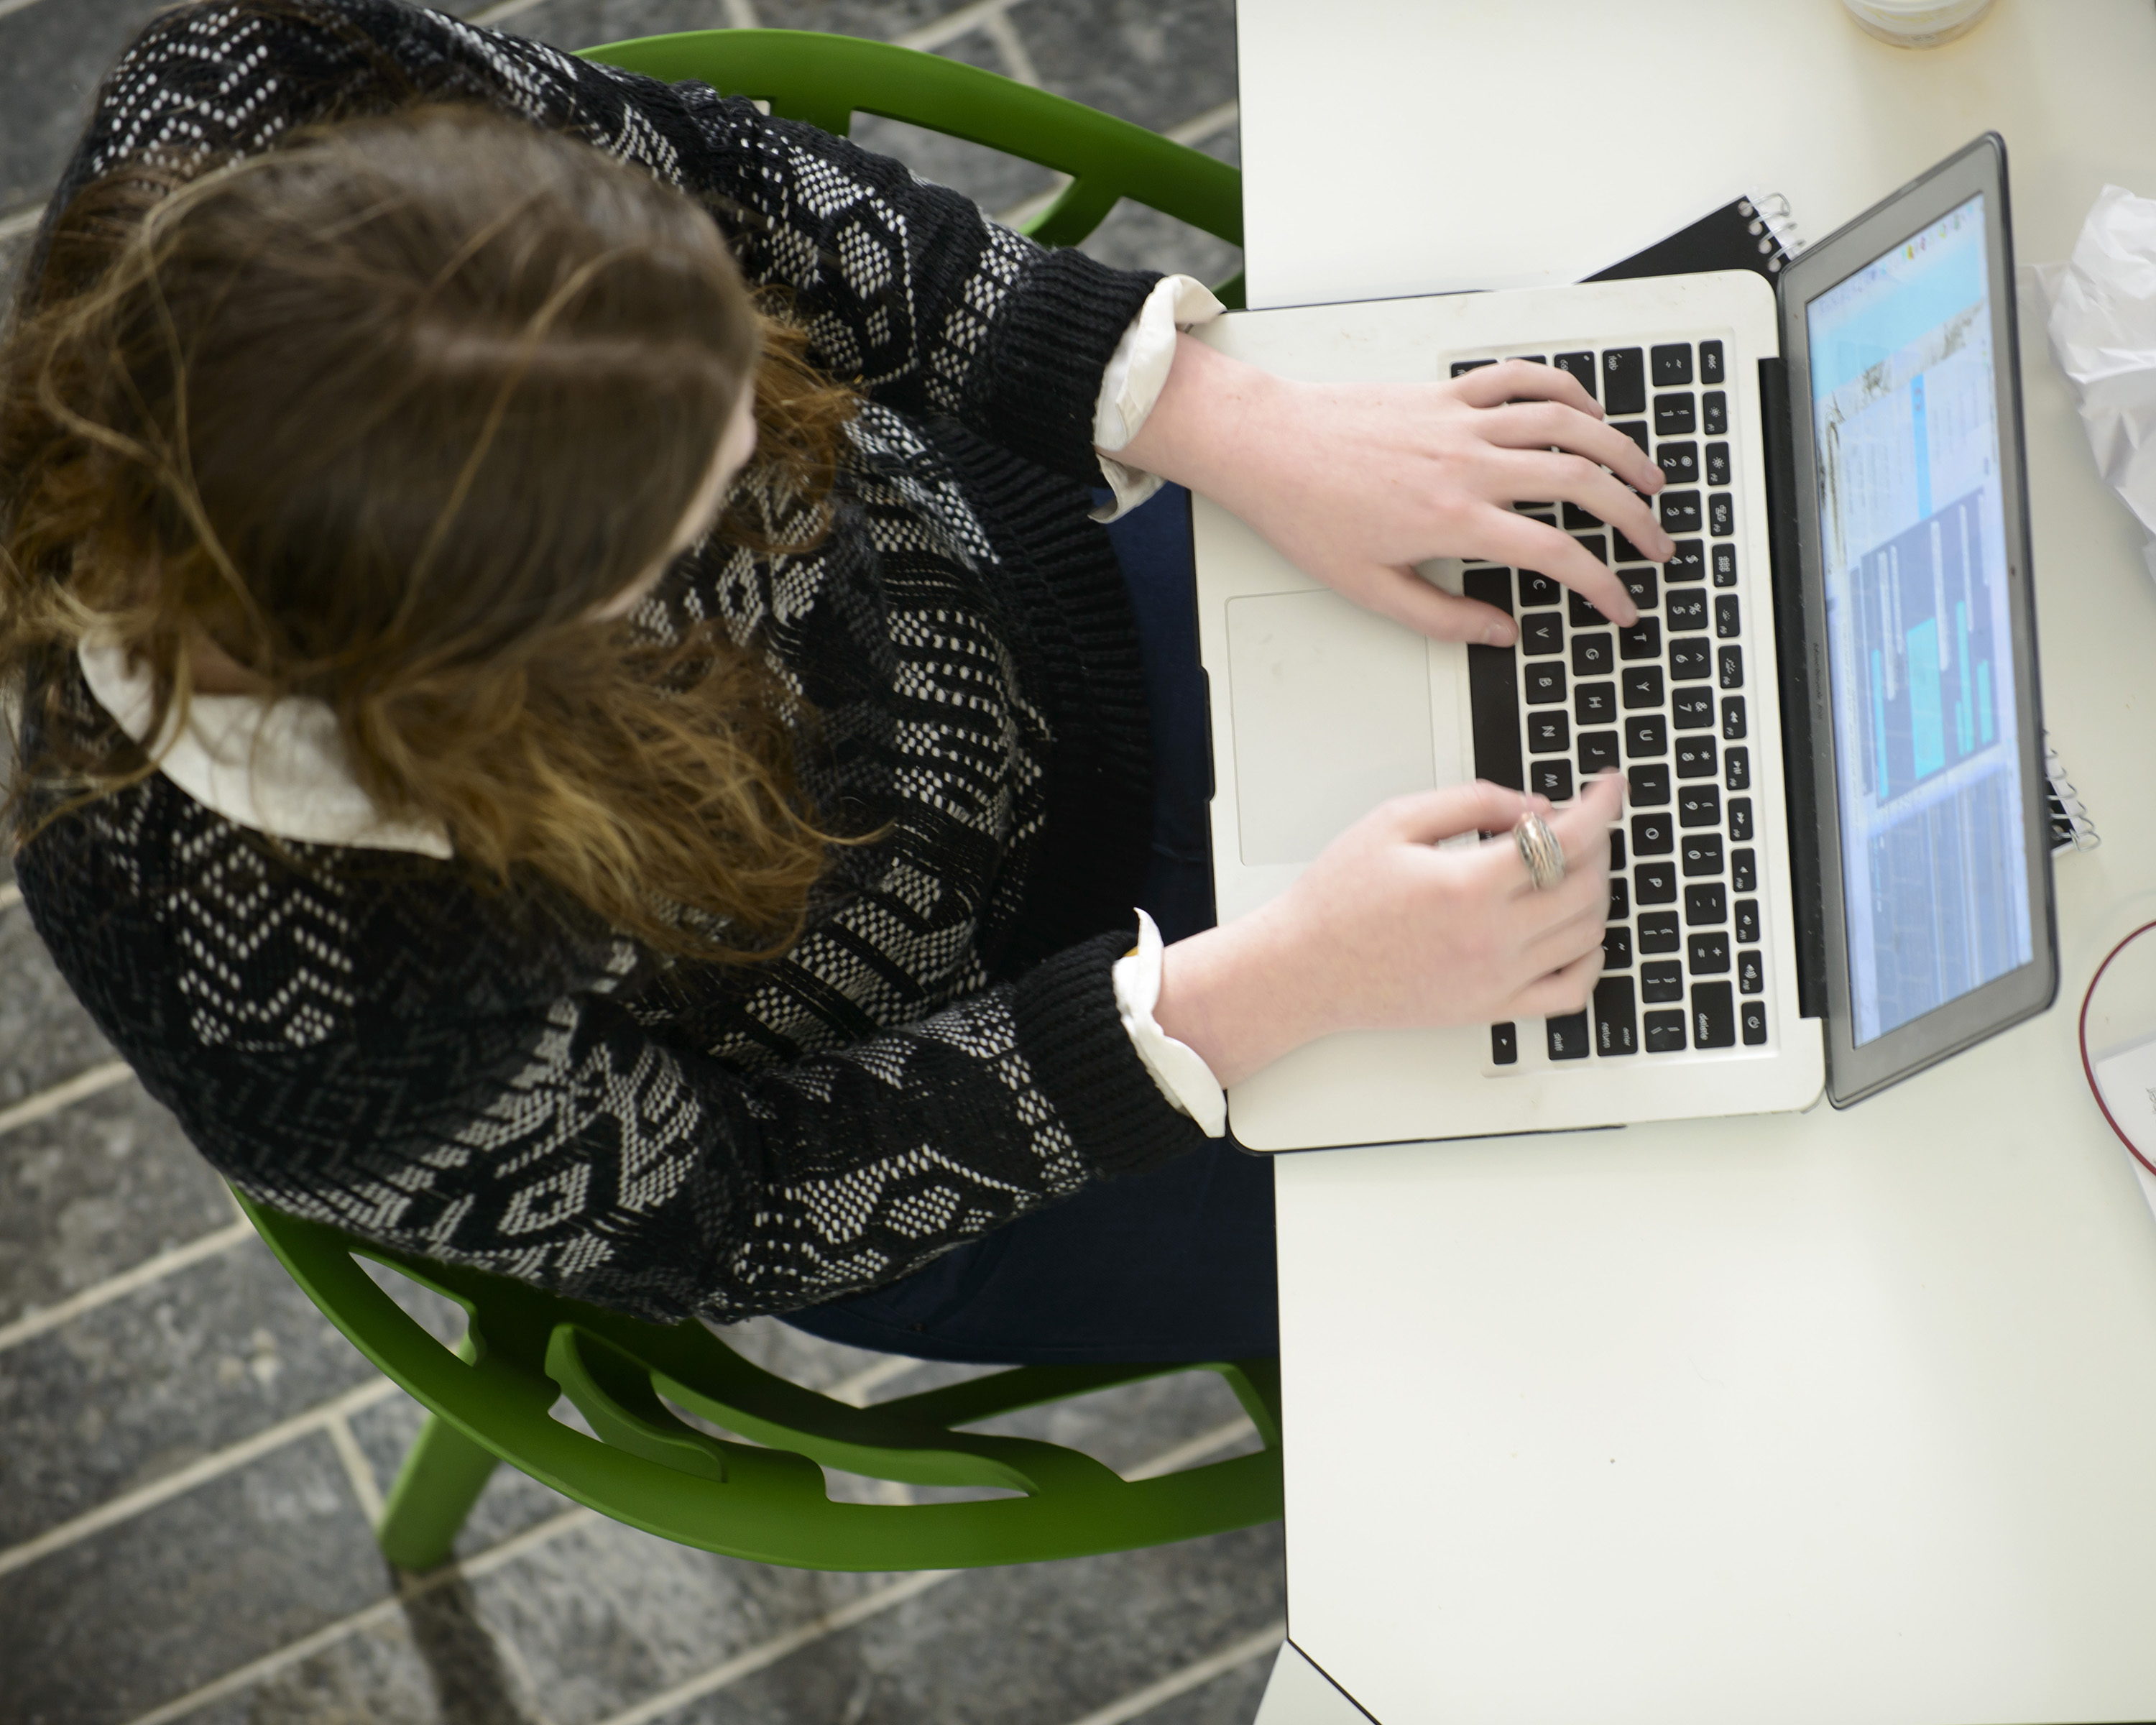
[0,102,863,960]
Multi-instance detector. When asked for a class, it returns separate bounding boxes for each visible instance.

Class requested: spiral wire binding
[1736,193,1807,273]
[2045,733,2101,853]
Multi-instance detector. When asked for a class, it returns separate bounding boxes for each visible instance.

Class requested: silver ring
[1514,811,1567,891]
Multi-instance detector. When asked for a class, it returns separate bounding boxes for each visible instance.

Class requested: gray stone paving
[0,1,1276,1722]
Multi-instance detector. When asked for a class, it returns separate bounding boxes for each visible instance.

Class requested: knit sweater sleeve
[17,783,1203,1325]
[55,0,1159,482]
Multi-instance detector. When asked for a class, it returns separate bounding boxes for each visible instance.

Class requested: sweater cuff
[1010,929,1209,1180]
[969,248,1163,480]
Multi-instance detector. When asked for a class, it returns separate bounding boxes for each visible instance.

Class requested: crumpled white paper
[2038,184,2156,584]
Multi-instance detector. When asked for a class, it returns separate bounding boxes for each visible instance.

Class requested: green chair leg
[376,1409,501,1571]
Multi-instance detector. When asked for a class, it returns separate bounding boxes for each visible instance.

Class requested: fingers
[1352,565,1521,645]
[1547,769,1626,863]
[1502,945,1606,1021]
[1498,449,1674,566]
[1379,778,1536,846]
[1478,400,1664,496]
[1449,358,1600,419]
[1466,512,1637,625]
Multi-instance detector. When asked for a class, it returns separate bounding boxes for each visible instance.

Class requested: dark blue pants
[780,486,1279,1364]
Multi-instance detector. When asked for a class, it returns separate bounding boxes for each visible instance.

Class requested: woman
[0,0,1659,1363]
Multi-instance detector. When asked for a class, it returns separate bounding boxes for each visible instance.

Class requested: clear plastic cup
[1841,0,1996,47]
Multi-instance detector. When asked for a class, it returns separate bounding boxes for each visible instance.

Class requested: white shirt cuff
[1091,274,1227,523]
[1112,908,1228,1137]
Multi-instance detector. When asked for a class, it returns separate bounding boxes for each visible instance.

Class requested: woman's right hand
[1154,773,1623,1089]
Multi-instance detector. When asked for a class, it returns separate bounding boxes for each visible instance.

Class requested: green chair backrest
[575,28,1245,306]
[244,1195,1281,1572]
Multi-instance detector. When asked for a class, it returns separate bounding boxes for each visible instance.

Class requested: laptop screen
[1802,193,2035,1048]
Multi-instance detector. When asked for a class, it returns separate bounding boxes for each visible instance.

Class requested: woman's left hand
[1109,337,1676,645]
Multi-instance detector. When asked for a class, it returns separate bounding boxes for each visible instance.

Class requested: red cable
[2077,919,2156,1180]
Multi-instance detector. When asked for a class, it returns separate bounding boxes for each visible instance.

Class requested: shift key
[1594,975,1639,1056]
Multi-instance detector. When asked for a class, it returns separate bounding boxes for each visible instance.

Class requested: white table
[1237,3,2156,1720]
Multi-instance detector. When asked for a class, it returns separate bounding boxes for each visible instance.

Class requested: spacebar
[1466,643,1523,793]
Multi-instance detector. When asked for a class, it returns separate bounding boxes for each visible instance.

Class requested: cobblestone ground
[0,3,1279,1722]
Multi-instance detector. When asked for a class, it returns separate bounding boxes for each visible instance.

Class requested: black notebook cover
[1587,197,1801,284]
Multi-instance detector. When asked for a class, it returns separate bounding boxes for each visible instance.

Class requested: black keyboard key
[1610,528,1647,564]
[1564,504,1603,532]
[1519,510,1557,525]
[1525,660,1567,704]
[1682,834,1724,878]
[1614,420,1650,459]
[1645,1010,1688,1053]
[1635,861,1677,905]
[1712,544,1737,586]
[1531,760,1574,801]
[1641,960,1685,1003]
[1522,612,1565,656]
[1547,1011,1590,1061]
[1462,566,1511,615]
[1618,568,1659,612]
[1608,877,1629,919]
[1651,343,1693,387]
[1631,811,1673,855]
[1452,359,1497,377]
[1625,714,1667,758]
[1555,351,1597,398]
[1702,390,1728,435]
[1574,681,1617,724]
[1737,949,1764,995]
[1731,847,1756,893]
[1654,393,1696,436]
[1518,355,1547,366]
[1672,689,1715,730]
[1603,924,1633,968]
[1685,883,1727,925]
[1618,618,1662,661]
[1491,1021,1519,1064]
[1718,645,1743,689]
[1629,764,1670,806]
[1687,932,1731,974]
[1674,735,1718,778]
[1666,589,1708,632]
[1705,442,1731,487]
[1638,912,1681,955]
[1528,709,1570,753]
[1721,696,1747,740]
[1659,490,1703,533]
[1571,632,1615,677]
[1715,594,1741,638]
[1677,784,1720,829]
[1666,540,1705,583]
[1724,747,1750,791]
[1728,797,1754,842]
[1692,982,1736,1049]
[1466,644,1523,791]
[1736,899,1761,947]
[1741,998,1768,1046]
[1609,829,1626,870]
[1594,976,1639,1056]
[1569,589,1611,627]
[1578,730,1621,776]
[1708,494,1733,538]
[1669,640,1713,681]
[1603,348,1646,415]
[1622,666,1664,709]
[1520,570,1562,607]
[1657,441,1699,484]
[1700,340,1725,385]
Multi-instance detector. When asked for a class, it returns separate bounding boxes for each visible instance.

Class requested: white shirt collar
[77,635,454,859]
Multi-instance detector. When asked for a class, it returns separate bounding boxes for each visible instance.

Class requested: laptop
[1194,134,2058,1152]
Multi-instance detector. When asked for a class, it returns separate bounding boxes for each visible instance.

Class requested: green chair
[240,31,1269,1576]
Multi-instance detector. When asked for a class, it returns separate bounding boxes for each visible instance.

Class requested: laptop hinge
[1758,355,1827,1022]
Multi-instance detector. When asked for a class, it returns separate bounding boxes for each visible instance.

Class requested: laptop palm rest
[1225,589,1465,865]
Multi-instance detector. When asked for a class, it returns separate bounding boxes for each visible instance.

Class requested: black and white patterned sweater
[11,0,1212,1325]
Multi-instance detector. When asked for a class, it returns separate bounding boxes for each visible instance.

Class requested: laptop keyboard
[1449,341,1769,1067]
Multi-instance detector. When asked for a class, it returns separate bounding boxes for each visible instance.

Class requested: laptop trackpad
[1227,589,1439,865]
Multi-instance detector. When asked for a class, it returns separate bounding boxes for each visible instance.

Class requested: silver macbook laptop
[1196,134,2057,1152]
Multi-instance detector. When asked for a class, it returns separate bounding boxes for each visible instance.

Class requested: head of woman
[0,104,852,957]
